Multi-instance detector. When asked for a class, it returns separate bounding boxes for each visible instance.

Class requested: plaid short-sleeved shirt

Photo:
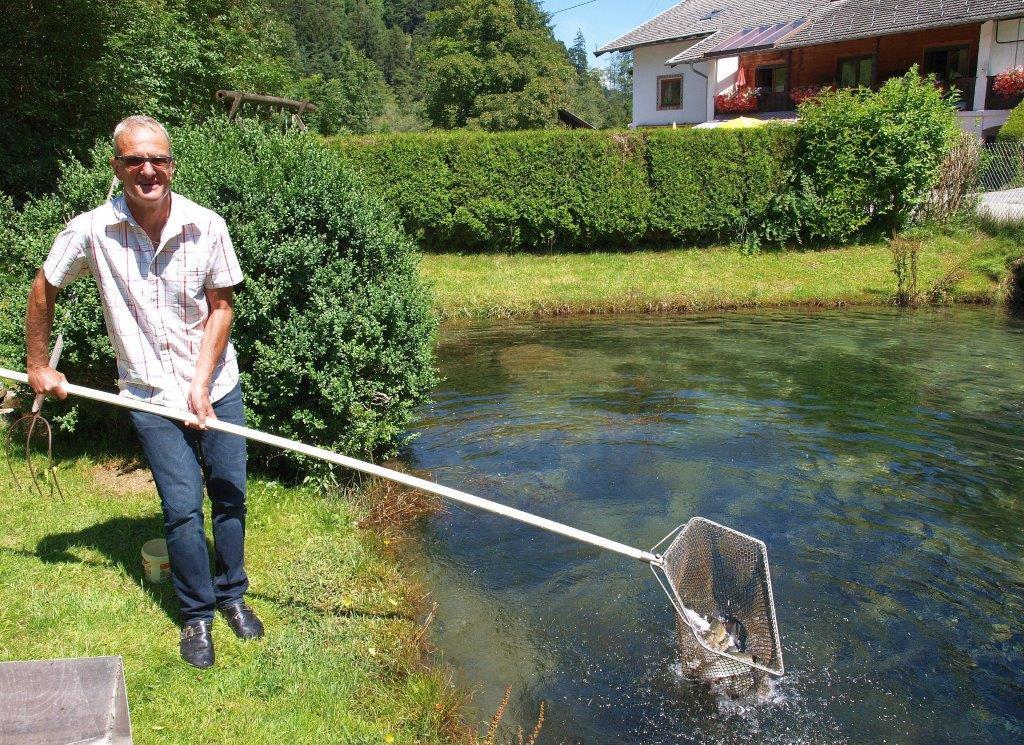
[43,193,244,408]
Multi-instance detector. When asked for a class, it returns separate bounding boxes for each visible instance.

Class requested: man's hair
[112,115,172,157]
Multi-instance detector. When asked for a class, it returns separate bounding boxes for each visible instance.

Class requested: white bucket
[141,539,170,583]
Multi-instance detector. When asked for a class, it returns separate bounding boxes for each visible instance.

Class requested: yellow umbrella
[719,116,766,129]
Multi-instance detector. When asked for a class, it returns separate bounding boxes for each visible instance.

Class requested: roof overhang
[774,11,1024,52]
[595,31,712,57]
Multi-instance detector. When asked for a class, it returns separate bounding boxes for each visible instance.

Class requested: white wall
[632,40,713,126]
[990,17,1024,75]
[714,56,739,95]
[958,109,1010,138]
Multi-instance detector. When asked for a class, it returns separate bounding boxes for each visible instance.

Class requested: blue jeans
[130,383,249,623]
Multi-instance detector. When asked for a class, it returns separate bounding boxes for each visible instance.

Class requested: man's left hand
[187,384,216,430]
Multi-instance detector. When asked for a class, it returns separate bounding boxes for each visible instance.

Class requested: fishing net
[651,517,783,692]
[0,362,788,699]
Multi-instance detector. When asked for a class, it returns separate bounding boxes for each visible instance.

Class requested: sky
[541,0,680,66]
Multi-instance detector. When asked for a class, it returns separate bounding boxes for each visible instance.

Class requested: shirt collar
[109,192,190,248]
[109,194,139,227]
[109,192,186,227]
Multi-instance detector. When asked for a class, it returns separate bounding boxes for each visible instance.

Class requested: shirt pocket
[164,267,207,326]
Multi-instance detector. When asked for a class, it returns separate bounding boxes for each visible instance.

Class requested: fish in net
[652,517,783,697]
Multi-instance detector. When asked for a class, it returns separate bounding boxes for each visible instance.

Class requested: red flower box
[993,67,1024,96]
[715,88,758,114]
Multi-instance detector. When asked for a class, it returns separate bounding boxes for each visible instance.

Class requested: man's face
[110,127,174,209]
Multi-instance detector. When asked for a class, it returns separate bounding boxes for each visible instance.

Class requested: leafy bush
[333,133,456,248]
[998,100,1024,142]
[793,68,960,242]
[333,127,803,252]
[0,121,438,466]
[790,86,833,105]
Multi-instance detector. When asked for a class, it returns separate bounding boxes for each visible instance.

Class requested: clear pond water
[405,308,1024,744]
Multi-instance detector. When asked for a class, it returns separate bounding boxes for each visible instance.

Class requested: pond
[405,307,1024,744]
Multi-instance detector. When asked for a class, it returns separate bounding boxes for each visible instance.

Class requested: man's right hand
[27,366,68,400]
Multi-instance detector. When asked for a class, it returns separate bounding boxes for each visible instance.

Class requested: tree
[419,0,576,130]
[273,0,347,75]
[0,0,301,199]
[565,70,614,128]
[271,0,391,132]
[384,0,439,33]
[602,52,633,127]
[568,29,588,76]
[287,46,389,134]
[346,0,391,73]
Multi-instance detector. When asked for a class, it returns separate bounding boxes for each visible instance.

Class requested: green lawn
[420,227,1021,319]
[0,448,460,744]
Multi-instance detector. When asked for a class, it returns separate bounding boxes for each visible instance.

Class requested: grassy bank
[421,227,1021,319]
[0,446,459,744]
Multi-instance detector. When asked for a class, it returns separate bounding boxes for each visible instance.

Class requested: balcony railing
[753,89,795,113]
[715,73,1020,117]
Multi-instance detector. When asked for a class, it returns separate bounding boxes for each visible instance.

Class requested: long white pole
[0,368,660,564]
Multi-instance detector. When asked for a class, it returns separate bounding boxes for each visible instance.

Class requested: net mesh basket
[652,517,783,687]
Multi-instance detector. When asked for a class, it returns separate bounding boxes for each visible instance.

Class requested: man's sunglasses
[116,155,174,169]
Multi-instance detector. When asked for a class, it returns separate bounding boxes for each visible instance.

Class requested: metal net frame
[651,517,784,679]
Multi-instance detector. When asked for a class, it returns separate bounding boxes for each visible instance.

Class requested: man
[25,115,264,669]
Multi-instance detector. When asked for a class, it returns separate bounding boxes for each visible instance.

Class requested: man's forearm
[26,270,57,369]
[193,304,234,390]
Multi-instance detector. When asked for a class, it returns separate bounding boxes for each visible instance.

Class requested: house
[596,0,1024,138]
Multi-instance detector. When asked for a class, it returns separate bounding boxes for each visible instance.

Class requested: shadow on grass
[34,515,182,624]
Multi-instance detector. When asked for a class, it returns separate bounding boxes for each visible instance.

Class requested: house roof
[594,0,821,56]
[776,0,1024,50]
[598,0,1023,63]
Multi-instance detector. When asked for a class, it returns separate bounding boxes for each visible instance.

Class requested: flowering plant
[993,67,1024,96]
[790,85,833,105]
[714,87,758,114]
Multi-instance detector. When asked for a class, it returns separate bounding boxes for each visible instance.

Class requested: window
[658,75,683,110]
[923,45,970,81]
[995,17,1024,44]
[836,55,874,87]
[755,64,788,93]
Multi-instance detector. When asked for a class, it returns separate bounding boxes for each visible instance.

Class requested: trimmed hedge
[334,73,957,251]
[646,127,799,244]
[334,130,655,251]
[333,127,801,251]
[1,121,438,468]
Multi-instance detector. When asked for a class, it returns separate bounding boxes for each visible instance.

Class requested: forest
[2,0,632,197]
